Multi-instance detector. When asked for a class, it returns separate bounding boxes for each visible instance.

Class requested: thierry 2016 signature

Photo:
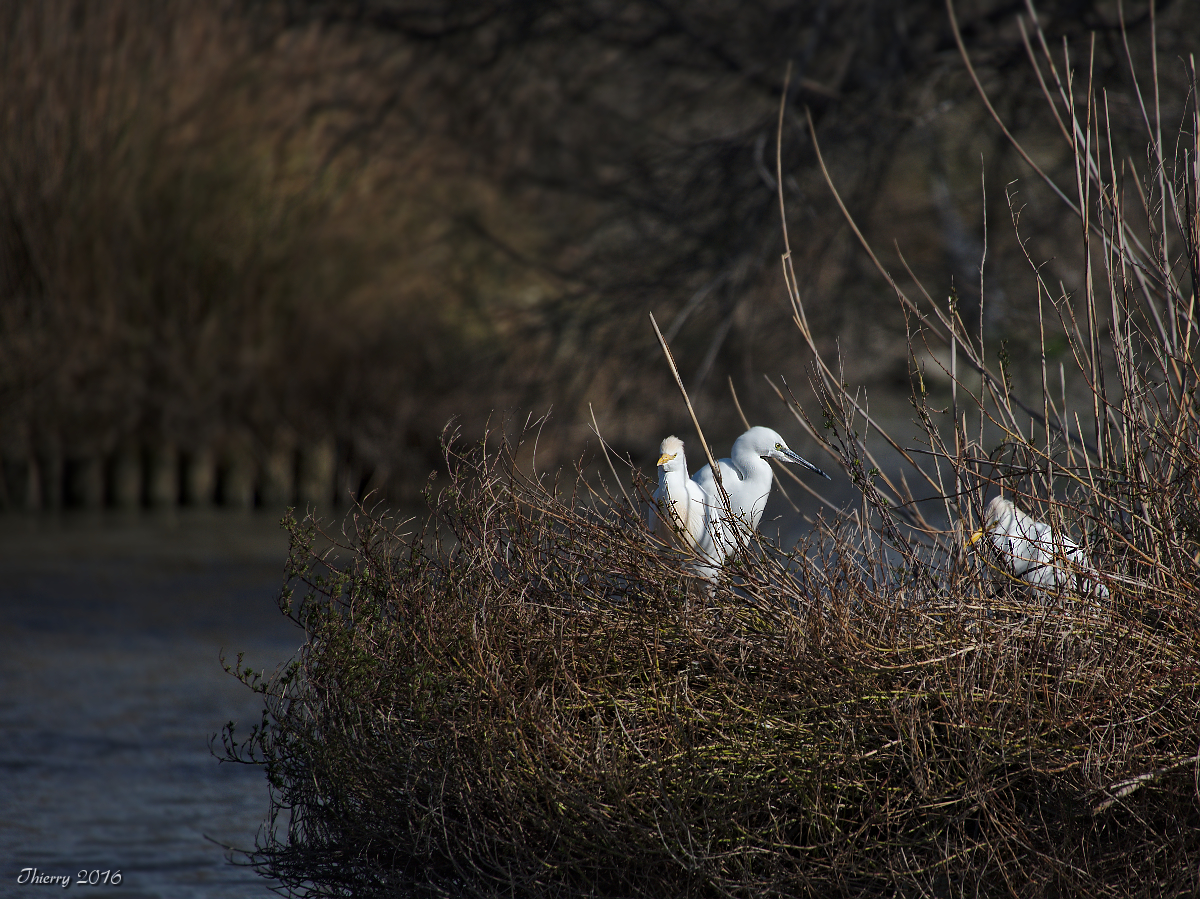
[16,868,123,888]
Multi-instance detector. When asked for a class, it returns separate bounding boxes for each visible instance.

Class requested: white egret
[969,496,1109,599]
[648,436,708,553]
[691,426,830,573]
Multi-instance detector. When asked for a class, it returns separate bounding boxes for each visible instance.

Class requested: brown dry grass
[0,0,553,498]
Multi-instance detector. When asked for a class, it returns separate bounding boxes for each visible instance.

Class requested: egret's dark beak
[781,448,832,481]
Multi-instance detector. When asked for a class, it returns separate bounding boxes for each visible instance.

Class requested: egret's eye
[775,442,783,450]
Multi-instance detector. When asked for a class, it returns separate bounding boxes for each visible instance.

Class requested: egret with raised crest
[648,435,708,553]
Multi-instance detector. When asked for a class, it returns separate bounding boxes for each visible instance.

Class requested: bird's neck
[730,450,768,484]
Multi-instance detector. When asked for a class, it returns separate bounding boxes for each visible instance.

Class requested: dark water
[0,510,300,898]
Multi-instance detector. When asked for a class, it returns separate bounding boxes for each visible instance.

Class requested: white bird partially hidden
[692,426,830,574]
[969,496,1109,599]
[648,436,708,554]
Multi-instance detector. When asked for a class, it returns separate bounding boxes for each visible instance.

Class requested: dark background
[0,0,1194,507]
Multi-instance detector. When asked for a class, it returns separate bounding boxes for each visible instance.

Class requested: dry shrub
[221,420,1199,898]
[776,3,1200,614]
[219,8,1200,898]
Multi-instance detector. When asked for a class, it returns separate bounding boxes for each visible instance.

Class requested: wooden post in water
[110,442,142,508]
[220,436,256,509]
[146,442,179,507]
[297,437,336,508]
[181,447,217,506]
[66,456,105,508]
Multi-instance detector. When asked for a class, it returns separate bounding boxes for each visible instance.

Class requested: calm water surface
[1,510,302,898]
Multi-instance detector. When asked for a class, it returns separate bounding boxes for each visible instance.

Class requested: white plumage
[969,496,1109,599]
[648,436,709,554]
[690,426,829,575]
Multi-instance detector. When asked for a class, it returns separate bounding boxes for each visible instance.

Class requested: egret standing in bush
[648,435,708,553]
[691,426,830,575]
[969,495,1109,599]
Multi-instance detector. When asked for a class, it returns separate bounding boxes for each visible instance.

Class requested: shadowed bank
[3,0,1198,509]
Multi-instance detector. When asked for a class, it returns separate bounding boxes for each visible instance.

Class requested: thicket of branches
[221,8,1200,895]
[223,422,1199,897]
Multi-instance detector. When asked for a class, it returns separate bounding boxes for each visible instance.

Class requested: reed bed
[220,7,1200,897]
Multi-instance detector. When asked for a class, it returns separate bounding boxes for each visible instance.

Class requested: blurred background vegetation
[0,0,1195,508]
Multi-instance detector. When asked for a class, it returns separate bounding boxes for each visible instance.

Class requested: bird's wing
[1045,529,1110,597]
[1019,520,1111,597]
[1025,520,1057,567]
[693,459,739,507]
[745,486,770,532]
[687,467,729,565]
[682,476,709,549]
[998,509,1045,576]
